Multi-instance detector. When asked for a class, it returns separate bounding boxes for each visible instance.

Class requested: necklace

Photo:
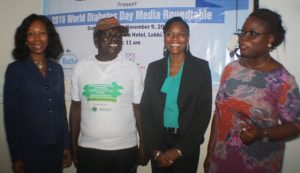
[34,61,44,70]
[245,57,271,69]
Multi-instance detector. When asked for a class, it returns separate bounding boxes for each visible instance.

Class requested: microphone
[227,34,240,58]
[229,48,240,58]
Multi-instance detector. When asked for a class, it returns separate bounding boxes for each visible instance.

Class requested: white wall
[259,1,300,173]
[0,1,41,173]
[0,1,299,173]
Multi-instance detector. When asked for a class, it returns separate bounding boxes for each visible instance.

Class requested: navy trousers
[23,143,64,173]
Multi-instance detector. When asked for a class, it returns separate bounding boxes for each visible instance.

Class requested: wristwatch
[261,129,269,143]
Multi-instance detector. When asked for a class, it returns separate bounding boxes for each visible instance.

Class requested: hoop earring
[186,43,190,52]
[163,46,168,57]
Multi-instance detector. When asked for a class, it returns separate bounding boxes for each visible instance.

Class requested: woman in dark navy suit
[4,14,71,173]
[140,17,212,173]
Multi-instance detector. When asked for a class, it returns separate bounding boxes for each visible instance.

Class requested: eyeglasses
[237,29,269,39]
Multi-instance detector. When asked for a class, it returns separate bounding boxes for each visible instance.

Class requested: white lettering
[119,11,134,21]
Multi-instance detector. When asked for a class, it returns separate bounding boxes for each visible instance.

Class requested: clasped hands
[239,125,263,145]
[154,148,181,167]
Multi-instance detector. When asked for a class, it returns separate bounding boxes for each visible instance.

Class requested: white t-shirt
[71,54,143,150]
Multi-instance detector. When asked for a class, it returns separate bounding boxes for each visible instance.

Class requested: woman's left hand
[239,125,261,145]
[62,149,72,168]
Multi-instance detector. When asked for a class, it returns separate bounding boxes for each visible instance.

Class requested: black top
[140,54,212,156]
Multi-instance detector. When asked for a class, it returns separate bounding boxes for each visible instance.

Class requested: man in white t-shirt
[69,17,148,173]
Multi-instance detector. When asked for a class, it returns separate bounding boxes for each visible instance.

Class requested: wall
[0,1,41,173]
[259,1,300,173]
[0,1,299,173]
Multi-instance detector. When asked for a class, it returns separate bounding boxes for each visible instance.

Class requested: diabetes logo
[59,49,78,69]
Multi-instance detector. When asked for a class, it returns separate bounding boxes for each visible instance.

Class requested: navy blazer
[140,54,212,156]
[4,58,70,161]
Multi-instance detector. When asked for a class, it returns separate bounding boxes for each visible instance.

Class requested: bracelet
[176,149,183,157]
[154,151,161,160]
[261,129,269,143]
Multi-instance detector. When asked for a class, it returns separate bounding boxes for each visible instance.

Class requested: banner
[43,0,253,85]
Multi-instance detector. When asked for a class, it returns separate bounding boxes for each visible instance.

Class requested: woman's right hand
[13,160,24,173]
[156,152,173,167]
[203,113,218,173]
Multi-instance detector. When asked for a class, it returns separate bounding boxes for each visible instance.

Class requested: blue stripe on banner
[195,0,221,7]
[47,7,224,27]
[201,0,249,11]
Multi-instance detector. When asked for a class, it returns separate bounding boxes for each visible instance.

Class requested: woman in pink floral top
[204,9,300,173]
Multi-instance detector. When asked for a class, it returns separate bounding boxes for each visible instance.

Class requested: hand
[156,152,173,167]
[12,160,24,173]
[203,151,213,173]
[240,125,261,145]
[156,148,180,167]
[63,149,72,168]
[164,148,181,162]
[71,145,78,167]
[137,142,149,166]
